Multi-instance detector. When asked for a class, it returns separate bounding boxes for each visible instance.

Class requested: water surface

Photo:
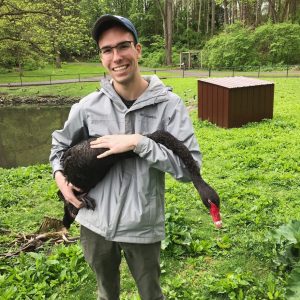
[0,105,70,168]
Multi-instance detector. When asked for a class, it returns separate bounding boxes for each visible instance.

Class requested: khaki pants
[80,226,164,300]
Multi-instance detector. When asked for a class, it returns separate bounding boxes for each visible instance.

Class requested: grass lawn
[0,62,106,83]
[0,77,300,299]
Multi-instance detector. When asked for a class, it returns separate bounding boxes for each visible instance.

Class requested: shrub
[202,23,256,69]
[202,22,300,68]
[253,22,300,65]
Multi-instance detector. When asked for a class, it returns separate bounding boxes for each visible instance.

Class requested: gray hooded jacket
[50,75,201,243]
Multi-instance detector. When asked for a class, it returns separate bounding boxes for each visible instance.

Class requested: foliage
[202,23,256,68]
[204,270,285,300]
[1,1,300,70]
[0,0,49,71]
[140,35,165,67]
[270,221,300,299]
[203,22,300,68]
[253,22,300,65]
[0,0,93,70]
[0,244,89,299]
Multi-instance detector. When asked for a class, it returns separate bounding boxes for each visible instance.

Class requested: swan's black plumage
[58,131,220,228]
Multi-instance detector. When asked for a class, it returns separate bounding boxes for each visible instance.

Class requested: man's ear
[136,43,142,59]
[98,52,103,63]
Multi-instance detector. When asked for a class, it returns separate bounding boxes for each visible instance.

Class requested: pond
[0,105,71,168]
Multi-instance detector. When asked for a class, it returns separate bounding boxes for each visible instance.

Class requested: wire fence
[146,64,300,79]
[0,65,299,87]
[0,72,106,86]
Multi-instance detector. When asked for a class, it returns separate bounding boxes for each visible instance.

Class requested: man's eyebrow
[99,43,112,49]
[99,41,130,49]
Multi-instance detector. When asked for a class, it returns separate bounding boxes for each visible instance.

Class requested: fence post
[208,67,211,77]
[286,65,289,77]
[154,69,156,75]
[232,67,235,77]
[78,74,81,82]
[182,67,185,78]
[20,74,22,86]
[50,75,52,85]
[258,66,260,78]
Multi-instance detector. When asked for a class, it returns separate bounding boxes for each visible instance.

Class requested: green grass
[0,77,300,299]
[0,82,103,98]
[0,62,106,83]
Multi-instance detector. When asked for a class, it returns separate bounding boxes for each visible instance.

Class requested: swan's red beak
[209,200,222,228]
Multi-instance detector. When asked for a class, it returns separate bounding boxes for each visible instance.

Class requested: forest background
[0,0,300,73]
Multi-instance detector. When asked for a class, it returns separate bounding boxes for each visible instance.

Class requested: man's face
[98,26,141,86]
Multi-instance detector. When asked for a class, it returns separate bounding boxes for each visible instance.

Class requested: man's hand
[90,134,142,159]
[55,171,84,209]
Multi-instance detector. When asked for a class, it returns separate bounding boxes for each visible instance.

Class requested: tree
[0,0,92,70]
[211,0,216,35]
[41,0,92,68]
[1,0,299,70]
[156,0,173,65]
[223,0,229,25]
[0,0,51,71]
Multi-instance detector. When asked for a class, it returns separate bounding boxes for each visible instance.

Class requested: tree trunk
[223,0,229,25]
[255,0,261,26]
[18,63,23,76]
[243,0,250,25]
[231,0,237,23]
[211,0,215,35]
[268,0,278,22]
[55,50,62,68]
[197,0,202,32]
[206,0,210,35]
[240,0,244,22]
[165,0,173,65]
[281,0,291,22]
[16,50,23,76]
[155,0,173,65]
[290,0,297,22]
[186,0,189,31]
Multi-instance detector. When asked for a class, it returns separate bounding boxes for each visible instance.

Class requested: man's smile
[112,65,129,72]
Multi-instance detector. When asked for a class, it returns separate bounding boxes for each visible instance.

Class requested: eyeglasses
[99,41,135,57]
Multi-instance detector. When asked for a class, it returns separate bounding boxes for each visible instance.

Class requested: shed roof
[198,76,274,88]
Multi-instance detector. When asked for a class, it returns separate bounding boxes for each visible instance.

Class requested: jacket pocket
[87,119,122,136]
[136,115,165,135]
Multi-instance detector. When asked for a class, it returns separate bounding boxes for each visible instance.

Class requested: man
[50,14,201,300]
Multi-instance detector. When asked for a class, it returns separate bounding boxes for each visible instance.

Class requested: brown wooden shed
[198,77,274,128]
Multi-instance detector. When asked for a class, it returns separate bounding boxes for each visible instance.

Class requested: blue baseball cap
[92,14,138,44]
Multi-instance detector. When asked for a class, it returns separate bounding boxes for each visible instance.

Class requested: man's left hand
[90,134,142,159]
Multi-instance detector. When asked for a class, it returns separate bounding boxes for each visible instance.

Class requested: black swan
[57,130,222,229]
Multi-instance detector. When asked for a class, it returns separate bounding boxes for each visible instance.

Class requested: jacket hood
[99,75,170,111]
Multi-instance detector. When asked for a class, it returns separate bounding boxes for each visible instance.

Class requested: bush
[253,22,300,65]
[140,35,165,67]
[202,23,256,68]
[202,22,300,68]
[140,34,198,68]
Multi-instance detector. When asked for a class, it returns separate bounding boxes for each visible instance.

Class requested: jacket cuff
[51,163,64,178]
[133,136,149,156]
